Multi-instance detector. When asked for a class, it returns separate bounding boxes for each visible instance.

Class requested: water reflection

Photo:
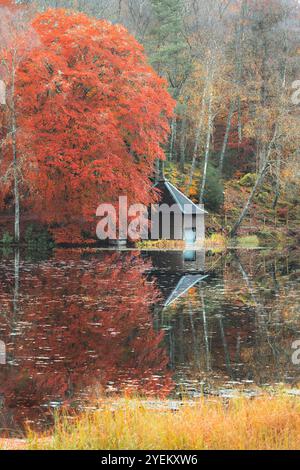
[0,251,172,433]
[156,249,300,397]
[0,247,299,434]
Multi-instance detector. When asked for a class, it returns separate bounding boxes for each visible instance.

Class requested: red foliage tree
[11,9,174,241]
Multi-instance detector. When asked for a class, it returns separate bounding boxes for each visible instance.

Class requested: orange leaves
[0,0,15,7]
[2,9,174,235]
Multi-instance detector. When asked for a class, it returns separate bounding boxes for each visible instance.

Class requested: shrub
[25,224,54,249]
[1,231,14,245]
[236,235,260,248]
[239,173,257,187]
[256,191,269,203]
[202,164,224,212]
[257,230,275,241]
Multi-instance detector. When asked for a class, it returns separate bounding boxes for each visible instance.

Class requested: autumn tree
[10,9,174,241]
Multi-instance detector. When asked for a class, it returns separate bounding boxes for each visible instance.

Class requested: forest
[0,0,299,247]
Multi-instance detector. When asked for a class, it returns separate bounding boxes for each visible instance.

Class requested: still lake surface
[0,247,299,434]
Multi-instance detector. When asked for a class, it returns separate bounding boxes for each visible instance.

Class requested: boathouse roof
[154,179,207,215]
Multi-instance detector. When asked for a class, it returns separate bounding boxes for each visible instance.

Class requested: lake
[0,247,299,435]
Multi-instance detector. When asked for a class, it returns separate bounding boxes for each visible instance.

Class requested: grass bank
[15,395,300,450]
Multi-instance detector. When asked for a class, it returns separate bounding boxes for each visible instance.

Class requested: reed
[24,395,300,450]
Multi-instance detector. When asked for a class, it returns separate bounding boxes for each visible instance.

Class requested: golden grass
[136,239,186,250]
[136,236,227,251]
[205,233,227,250]
[24,395,300,450]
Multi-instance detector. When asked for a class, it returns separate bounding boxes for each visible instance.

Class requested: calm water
[0,247,299,434]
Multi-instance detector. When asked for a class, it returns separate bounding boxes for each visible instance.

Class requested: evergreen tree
[148,0,191,98]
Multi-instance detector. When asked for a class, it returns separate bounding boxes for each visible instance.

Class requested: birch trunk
[237,97,242,144]
[272,145,281,210]
[186,55,212,192]
[179,113,187,171]
[235,0,248,145]
[186,85,208,191]
[230,160,268,237]
[219,99,235,173]
[199,89,213,204]
[169,115,177,161]
[272,68,286,209]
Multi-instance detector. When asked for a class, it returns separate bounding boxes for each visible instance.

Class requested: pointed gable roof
[154,179,207,215]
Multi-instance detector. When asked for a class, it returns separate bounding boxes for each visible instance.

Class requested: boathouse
[150,176,206,243]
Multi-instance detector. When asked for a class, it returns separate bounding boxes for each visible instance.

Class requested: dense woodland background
[0,0,299,245]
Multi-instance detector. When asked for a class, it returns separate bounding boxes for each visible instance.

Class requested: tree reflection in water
[0,251,173,434]
[158,249,300,394]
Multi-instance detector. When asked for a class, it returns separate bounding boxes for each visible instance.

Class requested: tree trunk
[219,99,235,173]
[272,66,287,209]
[11,54,20,244]
[199,89,213,204]
[272,145,281,210]
[237,97,242,145]
[235,0,248,146]
[186,84,208,191]
[169,115,177,161]
[179,113,187,172]
[230,160,268,237]
[118,0,123,21]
